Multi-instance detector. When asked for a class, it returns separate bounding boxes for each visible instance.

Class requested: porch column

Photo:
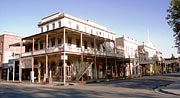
[106,57,108,79]
[31,37,35,83]
[45,33,49,82]
[38,62,41,83]
[13,61,15,82]
[94,37,97,79]
[31,57,34,83]
[19,40,22,82]
[63,28,66,85]
[105,39,108,79]
[19,60,22,82]
[45,55,48,81]
[7,68,9,81]
[115,58,117,77]
[80,28,83,81]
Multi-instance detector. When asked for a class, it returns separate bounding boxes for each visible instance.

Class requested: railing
[34,49,46,55]
[9,55,20,60]
[22,52,32,57]
[64,44,81,53]
[84,49,95,54]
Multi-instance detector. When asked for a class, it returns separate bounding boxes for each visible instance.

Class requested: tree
[166,0,180,53]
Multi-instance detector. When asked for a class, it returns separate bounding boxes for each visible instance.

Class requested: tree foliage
[167,0,180,53]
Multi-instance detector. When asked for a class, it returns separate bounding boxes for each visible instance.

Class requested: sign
[61,55,68,60]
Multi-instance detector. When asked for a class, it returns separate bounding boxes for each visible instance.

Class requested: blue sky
[0,0,178,58]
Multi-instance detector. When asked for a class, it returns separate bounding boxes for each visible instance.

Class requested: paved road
[0,73,180,98]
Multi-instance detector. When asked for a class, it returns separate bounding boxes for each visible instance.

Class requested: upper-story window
[108,34,110,39]
[84,27,86,32]
[52,23,55,29]
[46,25,49,31]
[96,31,98,35]
[40,40,44,49]
[41,27,43,33]
[91,42,94,48]
[91,29,93,34]
[76,24,79,30]
[58,38,61,45]
[76,39,80,47]
[68,37,72,44]
[51,38,55,47]
[84,41,87,49]
[58,21,61,28]
[68,21,71,27]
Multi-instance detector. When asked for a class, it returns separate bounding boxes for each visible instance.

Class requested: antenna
[147,28,150,42]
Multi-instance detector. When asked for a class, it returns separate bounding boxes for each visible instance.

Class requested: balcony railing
[64,44,81,53]
[84,49,95,54]
[34,49,46,55]
[9,55,20,60]
[22,52,32,57]
[21,43,119,57]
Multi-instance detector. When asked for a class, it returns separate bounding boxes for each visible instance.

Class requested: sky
[0,0,179,58]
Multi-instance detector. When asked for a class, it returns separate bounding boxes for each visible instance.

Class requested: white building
[116,36,140,77]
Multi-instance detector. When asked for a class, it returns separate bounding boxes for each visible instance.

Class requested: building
[116,36,140,77]
[164,58,180,73]
[138,41,163,75]
[10,12,122,83]
[0,33,22,80]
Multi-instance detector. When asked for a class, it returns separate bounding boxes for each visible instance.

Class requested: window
[76,24,79,30]
[91,29,93,34]
[58,21,61,28]
[91,42,94,48]
[84,41,87,49]
[68,37,72,44]
[76,39,80,47]
[51,38,55,47]
[68,21,71,27]
[40,40,44,49]
[46,25,49,31]
[58,38,61,45]
[84,27,86,32]
[41,27,43,33]
[52,23,55,29]
[97,43,100,50]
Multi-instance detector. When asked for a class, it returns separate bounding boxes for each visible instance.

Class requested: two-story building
[116,36,140,77]
[10,12,121,84]
[138,41,163,75]
[0,33,22,81]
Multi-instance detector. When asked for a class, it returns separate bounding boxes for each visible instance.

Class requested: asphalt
[158,79,180,96]
[1,72,180,97]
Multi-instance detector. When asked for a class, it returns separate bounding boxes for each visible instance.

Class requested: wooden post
[80,29,83,81]
[31,38,34,83]
[63,28,66,85]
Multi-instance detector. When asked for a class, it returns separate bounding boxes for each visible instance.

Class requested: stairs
[78,62,93,80]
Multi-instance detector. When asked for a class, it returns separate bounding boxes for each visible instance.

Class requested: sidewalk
[159,80,180,96]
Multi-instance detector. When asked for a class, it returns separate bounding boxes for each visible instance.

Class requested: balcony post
[63,28,66,85]
[45,33,49,82]
[94,37,97,79]
[80,30,83,81]
[31,38,34,83]
[19,40,23,82]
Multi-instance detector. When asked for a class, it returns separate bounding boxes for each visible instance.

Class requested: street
[0,73,180,98]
